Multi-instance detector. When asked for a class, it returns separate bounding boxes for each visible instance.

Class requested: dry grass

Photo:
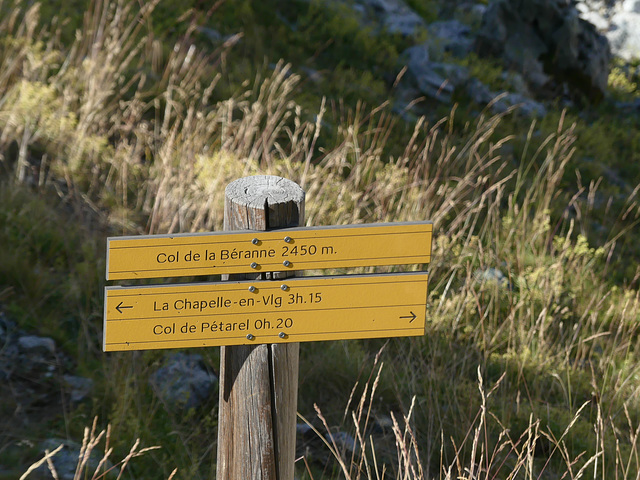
[306,349,640,480]
[20,417,174,480]
[0,0,639,478]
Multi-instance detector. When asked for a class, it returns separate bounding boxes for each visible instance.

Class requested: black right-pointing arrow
[116,301,133,314]
[400,312,417,323]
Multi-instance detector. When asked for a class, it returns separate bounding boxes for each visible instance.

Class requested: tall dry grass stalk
[307,356,640,480]
[20,417,173,480]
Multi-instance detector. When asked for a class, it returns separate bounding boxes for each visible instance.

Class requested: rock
[296,422,315,438]
[301,66,323,84]
[502,93,547,117]
[402,44,450,101]
[575,0,640,60]
[608,11,640,60]
[475,0,611,102]
[467,77,495,105]
[18,335,56,355]
[431,62,471,87]
[197,27,222,42]
[62,375,94,403]
[326,431,357,453]
[32,439,117,480]
[316,0,426,37]
[427,20,474,59]
[399,44,469,103]
[501,71,532,96]
[474,268,511,289]
[365,0,426,36]
[467,78,547,117]
[580,9,610,30]
[150,353,217,410]
[623,0,640,13]
[372,413,394,433]
[454,3,488,29]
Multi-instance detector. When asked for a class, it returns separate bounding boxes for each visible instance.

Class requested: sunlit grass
[0,0,638,478]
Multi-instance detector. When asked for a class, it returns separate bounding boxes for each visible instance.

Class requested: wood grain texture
[217,175,304,480]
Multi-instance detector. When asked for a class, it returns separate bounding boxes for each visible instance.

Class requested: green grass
[1,0,640,479]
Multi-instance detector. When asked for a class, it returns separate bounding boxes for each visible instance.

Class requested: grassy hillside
[1,0,639,479]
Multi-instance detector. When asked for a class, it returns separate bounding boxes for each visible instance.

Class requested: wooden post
[217,175,304,480]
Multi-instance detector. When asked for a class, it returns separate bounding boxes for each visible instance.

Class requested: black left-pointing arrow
[399,311,417,323]
[116,302,133,314]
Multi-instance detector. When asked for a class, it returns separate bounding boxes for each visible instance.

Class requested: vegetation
[0,0,639,479]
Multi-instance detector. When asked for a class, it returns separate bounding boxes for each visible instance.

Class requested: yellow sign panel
[103,273,428,351]
[106,222,432,280]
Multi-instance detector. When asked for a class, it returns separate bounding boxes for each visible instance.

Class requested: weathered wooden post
[217,175,304,480]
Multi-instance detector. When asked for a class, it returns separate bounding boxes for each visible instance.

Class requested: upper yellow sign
[103,272,428,351]
[106,222,432,280]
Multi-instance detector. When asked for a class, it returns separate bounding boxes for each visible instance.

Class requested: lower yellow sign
[103,273,428,351]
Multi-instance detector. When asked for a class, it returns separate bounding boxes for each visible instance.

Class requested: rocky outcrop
[576,0,640,61]
[476,0,611,102]
[398,44,469,103]
[467,79,547,117]
[396,40,546,118]
[0,311,94,417]
[426,19,475,58]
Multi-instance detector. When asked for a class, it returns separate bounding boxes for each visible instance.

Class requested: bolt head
[248,286,256,293]
[284,236,292,243]
[246,334,254,341]
[283,260,291,267]
[278,332,286,339]
[252,238,259,245]
[280,284,288,291]
[250,262,258,269]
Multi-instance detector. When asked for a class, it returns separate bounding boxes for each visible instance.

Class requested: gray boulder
[476,0,611,102]
[18,335,56,355]
[150,353,218,410]
[427,20,475,59]
[361,0,426,36]
[313,0,426,37]
[62,375,94,403]
[467,78,547,117]
[453,2,488,29]
[399,44,469,103]
[326,431,357,453]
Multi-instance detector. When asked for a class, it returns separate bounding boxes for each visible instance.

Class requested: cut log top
[225,175,305,207]
[224,175,305,231]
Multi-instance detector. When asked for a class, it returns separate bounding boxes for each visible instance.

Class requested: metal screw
[284,236,292,243]
[252,238,259,245]
[283,260,291,267]
[246,334,255,340]
[250,262,258,269]
[278,332,286,339]
[248,286,256,293]
[280,284,288,291]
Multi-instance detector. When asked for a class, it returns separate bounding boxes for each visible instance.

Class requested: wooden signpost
[103,175,433,480]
